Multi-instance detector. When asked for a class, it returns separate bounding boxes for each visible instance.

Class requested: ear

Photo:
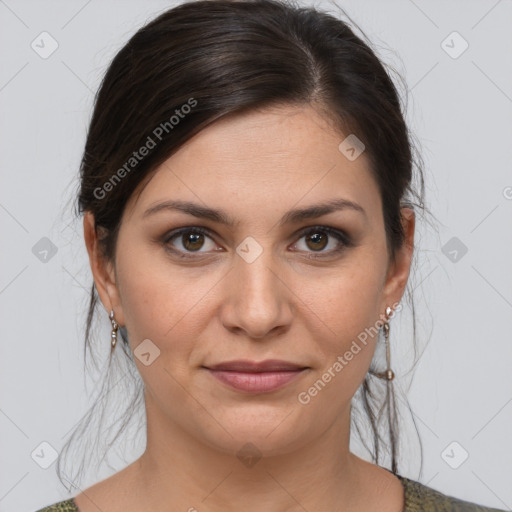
[83,211,125,326]
[380,207,415,313]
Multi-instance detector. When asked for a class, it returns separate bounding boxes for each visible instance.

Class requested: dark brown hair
[58,0,432,491]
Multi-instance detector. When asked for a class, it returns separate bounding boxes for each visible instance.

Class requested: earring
[381,305,394,381]
[109,309,119,349]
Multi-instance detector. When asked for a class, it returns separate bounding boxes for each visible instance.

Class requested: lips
[204,359,309,393]
[205,359,308,372]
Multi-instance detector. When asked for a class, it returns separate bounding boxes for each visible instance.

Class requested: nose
[219,251,294,339]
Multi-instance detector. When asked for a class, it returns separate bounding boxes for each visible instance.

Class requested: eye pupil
[306,232,328,251]
[183,232,204,251]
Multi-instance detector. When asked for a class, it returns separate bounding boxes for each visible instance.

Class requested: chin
[199,412,310,458]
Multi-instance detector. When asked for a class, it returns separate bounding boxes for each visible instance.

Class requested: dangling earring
[381,305,394,381]
[109,309,119,349]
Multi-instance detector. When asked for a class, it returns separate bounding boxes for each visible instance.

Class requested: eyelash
[161,225,352,260]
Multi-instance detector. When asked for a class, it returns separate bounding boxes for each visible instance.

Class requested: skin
[79,104,414,512]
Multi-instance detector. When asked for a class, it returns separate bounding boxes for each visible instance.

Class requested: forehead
[125,105,381,224]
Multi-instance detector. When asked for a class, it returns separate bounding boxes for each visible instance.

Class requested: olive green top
[33,473,508,511]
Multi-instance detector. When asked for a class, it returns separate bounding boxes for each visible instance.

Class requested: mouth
[203,359,310,393]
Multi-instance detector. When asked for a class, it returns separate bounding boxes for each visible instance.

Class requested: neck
[132,394,368,512]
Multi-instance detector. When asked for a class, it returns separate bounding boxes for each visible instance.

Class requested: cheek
[297,274,385,409]
[296,254,388,403]
[115,246,220,349]
[306,261,387,341]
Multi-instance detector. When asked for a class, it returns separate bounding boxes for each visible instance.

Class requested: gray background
[1,0,511,510]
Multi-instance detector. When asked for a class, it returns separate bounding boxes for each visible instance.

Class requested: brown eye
[292,226,351,258]
[182,231,205,251]
[305,231,328,251]
[161,225,351,260]
[164,227,218,255]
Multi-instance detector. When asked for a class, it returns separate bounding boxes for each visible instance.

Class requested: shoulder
[33,498,78,512]
[397,474,508,512]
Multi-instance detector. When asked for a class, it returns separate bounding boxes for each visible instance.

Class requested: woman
[34,0,507,510]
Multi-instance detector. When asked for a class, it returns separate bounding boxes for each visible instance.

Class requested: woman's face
[87,104,414,457]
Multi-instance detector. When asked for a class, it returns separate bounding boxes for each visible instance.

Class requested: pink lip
[207,369,307,393]
[206,359,307,372]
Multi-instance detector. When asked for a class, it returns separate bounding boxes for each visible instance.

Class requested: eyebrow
[142,198,366,227]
